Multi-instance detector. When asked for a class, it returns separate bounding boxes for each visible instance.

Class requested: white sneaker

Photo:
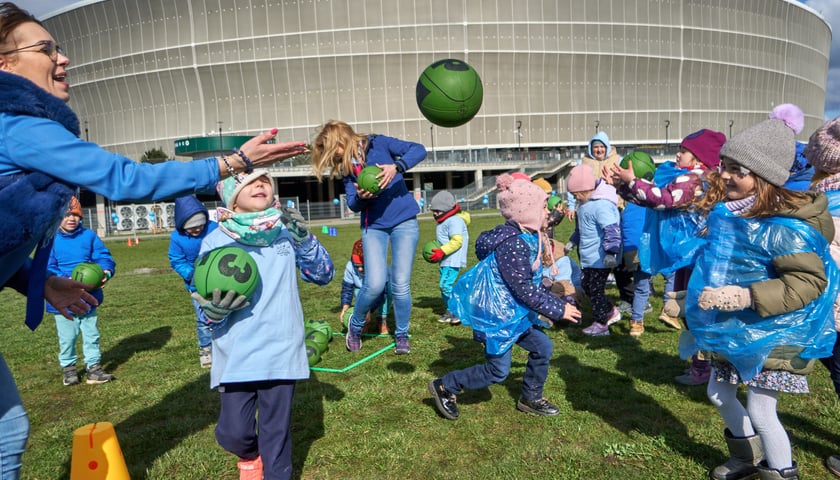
[582,321,610,336]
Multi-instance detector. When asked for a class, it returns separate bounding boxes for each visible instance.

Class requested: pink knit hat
[497,173,548,231]
[566,164,596,193]
[804,116,840,174]
[680,129,726,170]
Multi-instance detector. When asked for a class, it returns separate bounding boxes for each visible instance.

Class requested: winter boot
[709,429,764,480]
[675,353,711,385]
[755,461,799,480]
[62,365,79,386]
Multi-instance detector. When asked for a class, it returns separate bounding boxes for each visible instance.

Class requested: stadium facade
[42,0,831,211]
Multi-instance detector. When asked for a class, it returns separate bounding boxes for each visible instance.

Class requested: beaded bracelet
[234,149,254,174]
[221,155,238,178]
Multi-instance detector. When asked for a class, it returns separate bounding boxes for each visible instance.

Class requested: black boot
[709,429,764,480]
[756,461,799,480]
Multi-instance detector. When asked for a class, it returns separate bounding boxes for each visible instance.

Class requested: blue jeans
[0,354,29,480]
[631,270,652,322]
[350,219,419,337]
[192,298,213,349]
[442,326,553,401]
[439,266,460,306]
[54,310,102,368]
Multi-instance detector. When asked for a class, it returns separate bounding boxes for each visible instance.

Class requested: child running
[194,169,334,480]
[428,174,581,420]
[685,111,838,480]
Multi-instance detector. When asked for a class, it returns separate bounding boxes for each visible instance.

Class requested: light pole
[594,120,600,134]
[664,119,670,147]
[84,120,89,141]
[430,124,437,162]
[217,121,223,152]
[729,119,734,138]
[516,121,522,157]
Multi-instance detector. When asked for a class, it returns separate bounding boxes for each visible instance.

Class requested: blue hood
[174,195,209,234]
[587,131,611,158]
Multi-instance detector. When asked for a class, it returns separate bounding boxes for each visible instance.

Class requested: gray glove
[280,206,309,242]
[603,253,618,269]
[191,289,250,321]
[698,285,752,311]
[564,242,575,254]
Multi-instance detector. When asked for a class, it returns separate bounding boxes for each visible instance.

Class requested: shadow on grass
[101,326,172,374]
[413,294,447,315]
[553,351,719,463]
[292,372,345,479]
[782,411,840,461]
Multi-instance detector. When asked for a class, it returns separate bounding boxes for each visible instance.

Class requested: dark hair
[0,2,40,47]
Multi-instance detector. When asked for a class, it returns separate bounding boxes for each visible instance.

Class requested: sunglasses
[0,40,64,61]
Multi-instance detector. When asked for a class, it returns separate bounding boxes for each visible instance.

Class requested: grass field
[4,211,840,479]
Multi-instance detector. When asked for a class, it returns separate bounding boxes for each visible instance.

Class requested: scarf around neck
[216,203,285,246]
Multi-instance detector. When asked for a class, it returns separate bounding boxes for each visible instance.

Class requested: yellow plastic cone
[70,422,130,480]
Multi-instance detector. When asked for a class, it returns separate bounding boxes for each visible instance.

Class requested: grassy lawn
[4,211,840,479]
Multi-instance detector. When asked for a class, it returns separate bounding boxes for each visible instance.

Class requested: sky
[14,0,840,120]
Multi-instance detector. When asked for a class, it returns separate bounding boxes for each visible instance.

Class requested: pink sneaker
[237,456,263,480]
[582,321,610,336]
[604,307,622,326]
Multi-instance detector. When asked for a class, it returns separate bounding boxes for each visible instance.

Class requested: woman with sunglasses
[0,3,307,478]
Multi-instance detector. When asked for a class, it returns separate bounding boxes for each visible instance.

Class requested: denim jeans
[192,298,213,349]
[820,335,840,400]
[54,310,102,368]
[350,219,418,337]
[0,354,29,480]
[442,327,552,401]
[631,270,652,322]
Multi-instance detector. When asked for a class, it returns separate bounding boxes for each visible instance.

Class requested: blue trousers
[442,326,553,401]
[54,310,102,368]
[439,266,460,306]
[191,298,213,349]
[216,380,296,480]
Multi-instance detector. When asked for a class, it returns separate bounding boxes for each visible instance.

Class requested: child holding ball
[194,169,334,480]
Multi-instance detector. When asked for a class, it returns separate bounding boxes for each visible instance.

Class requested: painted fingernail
[270,128,278,135]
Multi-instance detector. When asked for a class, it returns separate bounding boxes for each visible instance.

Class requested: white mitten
[697,286,751,312]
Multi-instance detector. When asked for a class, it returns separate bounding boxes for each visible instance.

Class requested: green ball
[416,59,483,128]
[304,319,333,338]
[422,240,443,263]
[357,166,383,195]
[71,262,104,291]
[194,246,260,301]
[342,307,354,329]
[306,329,330,353]
[620,151,656,181]
[305,341,321,366]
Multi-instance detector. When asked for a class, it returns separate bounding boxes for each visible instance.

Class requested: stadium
[40,0,832,231]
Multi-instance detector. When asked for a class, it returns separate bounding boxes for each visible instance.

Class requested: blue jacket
[621,202,646,253]
[343,134,426,230]
[0,71,222,327]
[571,181,622,268]
[340,260,388,311]
[168,196,218,292]
[199,227,334,388]
[45,226,115,314]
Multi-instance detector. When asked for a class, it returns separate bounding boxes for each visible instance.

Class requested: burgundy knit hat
[804,116,840,174]
[497,173,548,231]
[680,129,726,170]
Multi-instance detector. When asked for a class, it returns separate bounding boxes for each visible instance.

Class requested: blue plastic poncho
[682,203,839,380]
[639,161,707,275]
[448,232,543,355]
